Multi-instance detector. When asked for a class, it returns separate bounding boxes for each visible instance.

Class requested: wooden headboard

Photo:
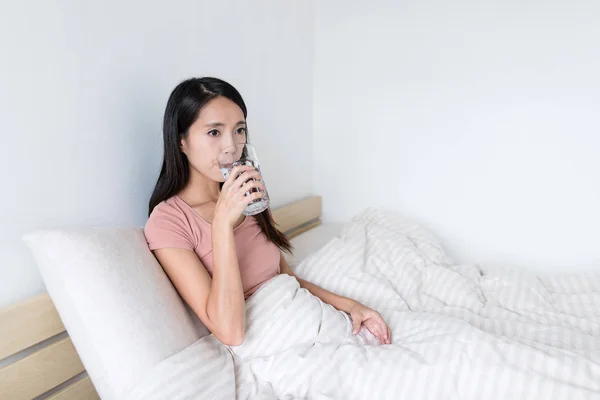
[0,195,321,400]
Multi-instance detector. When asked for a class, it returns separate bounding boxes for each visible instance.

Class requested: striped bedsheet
[233,208,600,399]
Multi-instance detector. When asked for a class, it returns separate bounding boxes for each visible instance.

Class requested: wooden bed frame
[0,196,322,400]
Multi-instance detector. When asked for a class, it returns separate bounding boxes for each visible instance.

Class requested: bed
[2,196,599,399]
[0,196,334,400]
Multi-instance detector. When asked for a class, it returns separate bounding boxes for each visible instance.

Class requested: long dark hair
[148,77,292,253]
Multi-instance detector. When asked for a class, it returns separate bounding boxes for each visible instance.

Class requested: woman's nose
[221,139,237,156]
[221,133,237,152]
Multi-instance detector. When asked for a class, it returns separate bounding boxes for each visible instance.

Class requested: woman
[144,77,391,346]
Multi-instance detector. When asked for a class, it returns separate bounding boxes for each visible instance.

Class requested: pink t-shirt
[144,195,281,299]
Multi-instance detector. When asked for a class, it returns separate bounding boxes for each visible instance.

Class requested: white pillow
[23,227,207,400]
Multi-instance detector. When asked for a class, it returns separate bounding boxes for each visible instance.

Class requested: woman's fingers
[380,320,391,344]
[376,317,388,342]
[244,190,265,205]
[224,165,251,187]
[366,315,389,344]
[351,307,390,344]
[233,169,261,188]
[375,330,385,344]
[236,179,265,198]
[223,166,257,194]
[364,320,385,342]
[379,318,391,344]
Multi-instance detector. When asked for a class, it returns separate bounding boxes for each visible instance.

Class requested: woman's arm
[279,253,391,344]
[152,225,245,346]
[208,218,246,343]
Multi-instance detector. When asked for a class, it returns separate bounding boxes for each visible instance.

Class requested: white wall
[0,0,315,308]
[314,0,600,273]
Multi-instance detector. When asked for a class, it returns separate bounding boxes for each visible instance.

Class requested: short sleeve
[144,203,195,251]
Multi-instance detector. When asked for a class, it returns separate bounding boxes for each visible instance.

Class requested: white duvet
[128,209,600,400]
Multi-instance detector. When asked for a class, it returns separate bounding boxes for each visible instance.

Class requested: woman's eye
[208,129,219,137]
[236,127,247,135]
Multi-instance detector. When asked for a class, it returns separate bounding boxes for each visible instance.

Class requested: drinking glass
[217,143,269,216]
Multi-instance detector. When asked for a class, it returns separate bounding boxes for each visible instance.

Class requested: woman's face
[181,96,247,182]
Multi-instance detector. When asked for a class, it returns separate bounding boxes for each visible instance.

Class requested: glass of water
[217,143,270,216]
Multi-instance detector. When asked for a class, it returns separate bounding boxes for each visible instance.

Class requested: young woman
[144,77,391,346]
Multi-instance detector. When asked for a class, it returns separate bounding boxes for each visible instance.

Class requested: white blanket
[232,208,600,399]
[128,208,600,399]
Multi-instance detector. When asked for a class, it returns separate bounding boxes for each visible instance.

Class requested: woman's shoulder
[146,197,187,228]
[144,196,197,251]
[147,196,183,219]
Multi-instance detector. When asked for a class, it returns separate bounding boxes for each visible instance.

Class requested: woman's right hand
[214,165,265,228]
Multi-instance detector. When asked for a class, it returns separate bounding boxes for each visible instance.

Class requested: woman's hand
[349,302,391,344]
[214,165,265,228]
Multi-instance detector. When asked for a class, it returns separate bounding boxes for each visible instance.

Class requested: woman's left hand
[348,302,391,344]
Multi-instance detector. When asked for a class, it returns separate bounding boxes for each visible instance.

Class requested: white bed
[3,198,599,400]
[124,208,600,399]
